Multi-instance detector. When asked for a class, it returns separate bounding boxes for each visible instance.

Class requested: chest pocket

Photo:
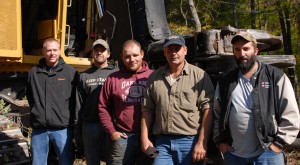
[180,91,198,112]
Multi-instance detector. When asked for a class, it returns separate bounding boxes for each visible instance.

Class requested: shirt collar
[162,60,189,76]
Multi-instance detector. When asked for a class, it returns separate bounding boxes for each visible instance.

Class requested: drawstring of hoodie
[134,72,140,94]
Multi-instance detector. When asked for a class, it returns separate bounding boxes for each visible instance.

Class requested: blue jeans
[153,135,204,165]
[223,149,285,165]
[82,122,108,165]
[109,133,148,165]
[31,128,73,165]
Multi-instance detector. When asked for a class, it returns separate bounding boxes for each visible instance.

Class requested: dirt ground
[73,149,300,165]
[73,159,106,165]
[286,148,300,165]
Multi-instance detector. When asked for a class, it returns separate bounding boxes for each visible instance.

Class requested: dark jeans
[82,122,108,165]
[108,133,151,165]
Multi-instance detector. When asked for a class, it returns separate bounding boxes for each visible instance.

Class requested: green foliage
[22,96,27,100]
[165,0,292,33]
[165,0,300,54]
[0,99,11,114]
[165,0,300,91]
[169,22,194,34]
[0,99,5,110]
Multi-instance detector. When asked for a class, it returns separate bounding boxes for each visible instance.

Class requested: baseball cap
[163,35,185,48]
[92,39,110,51]
[231,32,257,46]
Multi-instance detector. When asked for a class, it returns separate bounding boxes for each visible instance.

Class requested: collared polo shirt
[142,61,214,135]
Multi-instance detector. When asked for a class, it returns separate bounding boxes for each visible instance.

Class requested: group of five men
[26,32,300,165]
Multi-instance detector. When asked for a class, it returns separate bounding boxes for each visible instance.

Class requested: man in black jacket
[213,32,300,165]
[76,39,118,165]
[26,38,78,165]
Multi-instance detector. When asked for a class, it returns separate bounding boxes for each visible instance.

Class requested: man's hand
[218,143,232,154]
[270,143,283,153]
[192,141,207,162]
[141,138,154,153]
[111,131,128,140]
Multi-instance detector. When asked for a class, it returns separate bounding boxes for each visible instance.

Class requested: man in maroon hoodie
[98,40,153,165]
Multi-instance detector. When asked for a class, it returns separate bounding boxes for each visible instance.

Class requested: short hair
[122,39,142,51]
[43,38,60,49]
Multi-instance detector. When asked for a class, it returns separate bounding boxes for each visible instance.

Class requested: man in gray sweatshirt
[76,39,118,165]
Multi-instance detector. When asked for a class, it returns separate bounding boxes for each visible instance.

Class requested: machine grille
[0,1,17,50]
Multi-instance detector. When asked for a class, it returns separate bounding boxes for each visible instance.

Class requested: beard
[235,54,256,72]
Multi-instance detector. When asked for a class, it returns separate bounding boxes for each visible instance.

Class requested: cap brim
[231,35,247,44]
[163,42,184,48]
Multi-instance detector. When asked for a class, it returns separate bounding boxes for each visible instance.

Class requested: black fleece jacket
[26,57,78,129]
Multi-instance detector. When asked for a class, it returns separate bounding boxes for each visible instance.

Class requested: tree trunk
[277,0,288,54]
[297,2,300,54]
[298,3,300,36]
[232,0,238,28]
[251,0,256,29]
[284,5,293,54]
[263,0,268,30]
[188,0,201,32]
[180,0,188,27]
[257,0,261,29]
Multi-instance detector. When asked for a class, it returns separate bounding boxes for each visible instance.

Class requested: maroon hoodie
[98,61,153,135]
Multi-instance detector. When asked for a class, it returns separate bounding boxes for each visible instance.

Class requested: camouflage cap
[92,39,110,51]
[231,32,257,46]
[163,34,185,48]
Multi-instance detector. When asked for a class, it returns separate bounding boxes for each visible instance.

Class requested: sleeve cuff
[274,138,287,149]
